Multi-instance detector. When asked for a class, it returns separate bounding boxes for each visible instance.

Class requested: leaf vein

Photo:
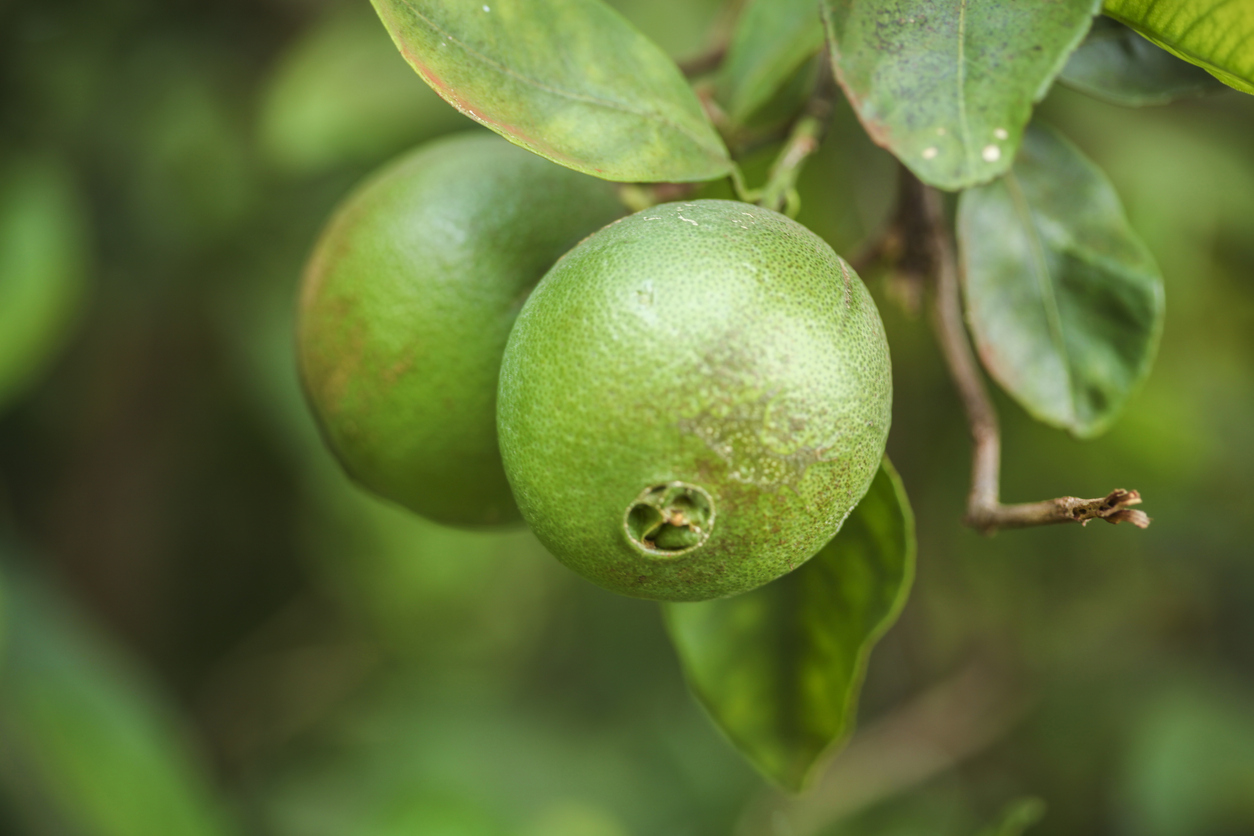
[394,0,722,162]
[1005,172,1075,425]
[955,0,976,177]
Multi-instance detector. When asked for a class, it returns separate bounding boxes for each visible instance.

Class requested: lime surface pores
[498,200,892,601]
[298,133,625,527]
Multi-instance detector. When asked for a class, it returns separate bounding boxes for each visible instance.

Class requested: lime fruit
[498,200,892,600]
[298,132,625,527]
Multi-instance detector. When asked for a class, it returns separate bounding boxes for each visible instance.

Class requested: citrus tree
[1,1,1252,834]
[292,0,1253,794]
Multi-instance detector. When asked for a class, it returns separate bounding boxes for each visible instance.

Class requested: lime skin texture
[298,132,626,528]
[498,199,893,602]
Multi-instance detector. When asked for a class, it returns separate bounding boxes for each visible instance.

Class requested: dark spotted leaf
[821,0,1099,190]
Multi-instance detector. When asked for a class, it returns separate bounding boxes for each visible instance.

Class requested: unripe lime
[498,200,892,601]
[298,133,625,527]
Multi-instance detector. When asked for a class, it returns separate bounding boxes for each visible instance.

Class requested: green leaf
[370,0,732,183]
[821,0,1099,191]
[0,562,239,836]
[1059,16,1226,106]
[958,122,1164,438]
[1103,0,1254,95]
[716,0,825,124]
[663,460,915,792]
[0,156,90,415]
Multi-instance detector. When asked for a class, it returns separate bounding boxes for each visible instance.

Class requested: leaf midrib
[956,0,977,177]
[1004,172,1077,425]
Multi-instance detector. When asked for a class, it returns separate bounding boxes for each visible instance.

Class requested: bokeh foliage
[0,0,1253,834]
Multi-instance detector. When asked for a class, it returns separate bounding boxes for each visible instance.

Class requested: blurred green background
[1,0,1252,834]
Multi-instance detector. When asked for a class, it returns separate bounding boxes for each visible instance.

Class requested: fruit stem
[757,49,837,218]
[730,164,758,203]
[758,115,821,217]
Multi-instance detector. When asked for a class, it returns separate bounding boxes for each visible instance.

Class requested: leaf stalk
[872,169,1151,534]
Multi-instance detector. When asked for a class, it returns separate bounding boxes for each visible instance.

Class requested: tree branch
[895,169,1151,534]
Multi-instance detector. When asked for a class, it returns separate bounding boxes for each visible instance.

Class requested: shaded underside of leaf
[371,0,732,183]
[821,0,1099,191]
[716,0,826,124]
[1103,0,1254,95]
[958,122,1164,438]
[663,460,915,792]
[1058,15,1227,106]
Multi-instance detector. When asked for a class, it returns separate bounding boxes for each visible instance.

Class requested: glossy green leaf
[821,0,1099,190]
[663,460,915,792]
[370,0,732,183]
[716,0,825,123]
[1059,16,1226,106]
[958,122,1164,438]
[0,563,239,836]
[1104,0,1254,95]
[0,156,90,414]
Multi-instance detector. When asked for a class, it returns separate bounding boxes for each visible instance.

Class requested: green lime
[498,200,892,600]
[298,132,625,527]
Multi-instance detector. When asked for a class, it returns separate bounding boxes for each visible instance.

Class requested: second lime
[298,133,625,527]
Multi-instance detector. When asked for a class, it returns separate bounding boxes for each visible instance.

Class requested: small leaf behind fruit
[1058,16,1227,106]
[958,122,1164,438]
[257,5,471,175]
[370,0,732,183]
[663,459,915,792]
[716,0,825,124]
[1103,0,1254,95]
[821,0,1099,191]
